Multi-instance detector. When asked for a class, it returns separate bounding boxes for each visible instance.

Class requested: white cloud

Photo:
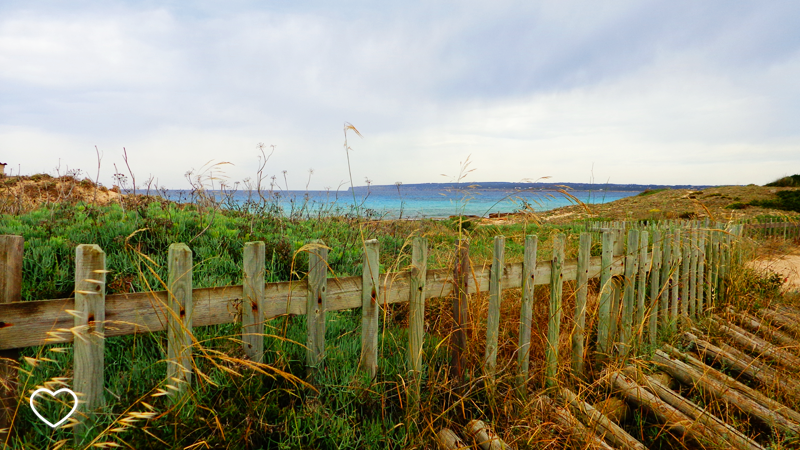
[1,1,799,189]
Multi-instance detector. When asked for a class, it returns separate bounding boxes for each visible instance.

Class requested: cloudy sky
[1,1,799,190]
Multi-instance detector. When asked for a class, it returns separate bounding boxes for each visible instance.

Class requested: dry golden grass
[526,185,800,224]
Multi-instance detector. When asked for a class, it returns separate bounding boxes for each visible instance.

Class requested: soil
[478,185,800,226]
[748,246,800,293]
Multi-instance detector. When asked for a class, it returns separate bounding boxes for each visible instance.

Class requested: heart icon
[29,388,79,428]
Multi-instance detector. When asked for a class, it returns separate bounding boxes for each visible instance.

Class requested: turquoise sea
[162,188,639,219]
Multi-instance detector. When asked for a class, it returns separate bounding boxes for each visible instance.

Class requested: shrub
[738,268,785,297]
[448,215,475,232]
[765,174,800,187]
[750,190,800,213]
[637,188,667,197]
[725,202,749,210]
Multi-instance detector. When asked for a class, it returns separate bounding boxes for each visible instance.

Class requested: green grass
[7,194,795,449]
[4,197,600,449]
[637,188,668,197]
[749,190,800,213]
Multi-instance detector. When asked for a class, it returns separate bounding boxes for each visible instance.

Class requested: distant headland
[348,181,718,193]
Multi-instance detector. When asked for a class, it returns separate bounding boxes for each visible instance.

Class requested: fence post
[670,230,681,331]
[73,244,106,442]
[620,229,639,357]
[712,228,722,307]
[485,236,505,378]
[167,243,193,401]
[360,239,380,379]
[545,233,564,389]
[720,229,732,304]
[0,235,23,439]
[610,228,624,345]
[517,236,538,393]
[706,230,716,307]
[660,231,672,331]
[648,231,662,345]
[408,237,428,402]
[307,241,328,374]
[689,230,698,319]
[572,233,591,380]
[697,230,706,315]
[680,235,690,320]
[243,242,265,363]
[597,231,615,358]
[636,231,649,337]
[451,239,470,388]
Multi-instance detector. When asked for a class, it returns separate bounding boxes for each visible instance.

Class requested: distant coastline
[348,181,718,193]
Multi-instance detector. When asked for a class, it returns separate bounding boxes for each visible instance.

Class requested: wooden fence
[740,217,800,240]
[2,218,795,440]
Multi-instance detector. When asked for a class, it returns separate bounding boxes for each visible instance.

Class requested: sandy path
[749,248,800,292]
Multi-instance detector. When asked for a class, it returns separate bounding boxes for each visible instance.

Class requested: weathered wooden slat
[0,236,22,303]
[408,237,427,381]
[517,235,538,392]
[0,254,624,351]
[654,349,800,435]
[710,230,721,306]
[717,228,728,304]
[636,231,648,337]
[464,419,511,450]
[0,235,22,438]
[686,331,800,396]
[621,366,763,450]
[360,239,380,378]
[538,395,615,450]
[484,236,505,377]
[660,232,672,330]
[706,230,716,306]
[609,370,731,446]
[619,229,638,356]
[696,230,705,315]
[572,233,591,380]
[610,228,624,347]
[167,243,193,400]
[670,230,681,330]
[648,231,662,345]
[560,387,647,450]
[689,230,698,318]
[545,233,564,389]
[712,317,800,368]
[681,236,690,320]
[758,307,800,341]
[306,241,328,371]
[597,231,615,357]
[452,239,470,386]
[663,344,800,426]
[727,308,800,349]
[73,244,106,440]
[242,241,265,363]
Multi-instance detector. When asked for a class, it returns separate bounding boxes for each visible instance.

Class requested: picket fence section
[2,217,797,439]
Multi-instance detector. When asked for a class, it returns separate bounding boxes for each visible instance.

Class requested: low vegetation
[749,190,800,213]
[4,170,800,449]
[2,185,596,449]
[536,184,800,224]
[766,174,800,188]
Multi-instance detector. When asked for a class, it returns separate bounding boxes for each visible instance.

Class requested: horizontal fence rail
[0,255,623,351]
